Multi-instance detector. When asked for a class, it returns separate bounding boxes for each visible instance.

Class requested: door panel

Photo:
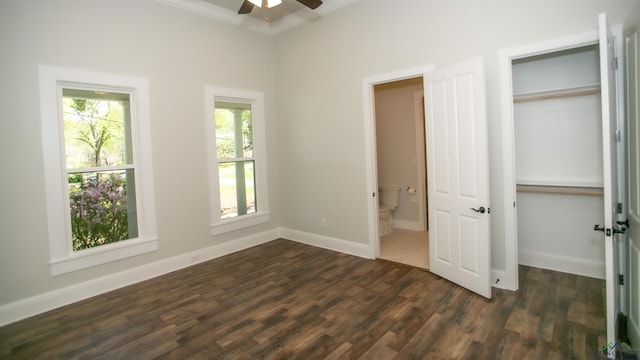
[434,210,452,263]
[625,30,640,348]
[599,12,621,346]
[424,57,491,298]
[431,81,451,195]
[460,215,479,272]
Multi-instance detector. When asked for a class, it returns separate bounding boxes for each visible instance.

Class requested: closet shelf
[513,84,601,103]
[516,184,604,196]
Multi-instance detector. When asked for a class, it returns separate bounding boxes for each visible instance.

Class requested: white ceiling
[202,0,307,23]
[156,0,360,35]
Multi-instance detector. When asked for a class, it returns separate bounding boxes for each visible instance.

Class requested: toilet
[378,185,401,236]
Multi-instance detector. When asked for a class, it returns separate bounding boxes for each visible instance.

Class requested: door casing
[499,30,603,291]
[499,17,628,345]
[363,65,434,259]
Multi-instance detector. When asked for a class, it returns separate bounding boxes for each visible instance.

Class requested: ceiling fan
[238,0,323,14]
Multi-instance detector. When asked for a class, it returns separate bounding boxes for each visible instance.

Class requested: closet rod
[513,85,600,103]
[516,184,604,196]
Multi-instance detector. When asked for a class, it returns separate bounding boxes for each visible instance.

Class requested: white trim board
[499,30,600,292]
[1,226,510,327]
[392,219,423,232]
[491,269,508,289]
[0,229,279,327]
[0,227,370,327]
[362,64,435,260]
[279,228,372,259]
[155,0,360,35]
[519,249,605,279]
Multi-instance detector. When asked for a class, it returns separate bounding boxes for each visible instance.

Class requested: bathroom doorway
[373,77,429,269]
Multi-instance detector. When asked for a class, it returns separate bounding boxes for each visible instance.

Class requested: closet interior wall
[513,45,607,279]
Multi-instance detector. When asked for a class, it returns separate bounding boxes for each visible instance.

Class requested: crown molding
[155,0,359,35]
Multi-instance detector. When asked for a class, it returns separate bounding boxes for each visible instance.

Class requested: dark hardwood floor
[0,239,606,359]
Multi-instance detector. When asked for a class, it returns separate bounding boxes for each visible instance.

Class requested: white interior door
[625,30,640,348]
[599,12,621,346]
[424,57,491,298]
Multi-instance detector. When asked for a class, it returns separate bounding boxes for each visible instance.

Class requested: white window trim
[205,86,270,235]
[39,66,158,276]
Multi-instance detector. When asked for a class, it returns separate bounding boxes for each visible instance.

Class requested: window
[40,66,158,275]
[63,89,138,251]
[205,87,269,234]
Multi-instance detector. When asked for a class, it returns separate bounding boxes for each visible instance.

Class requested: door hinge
[617,202,623,214]
[619,274,624,285]
[373,192,376,197]
[617,219,630,228]
[615,129,621,142]
[613,57,619,70]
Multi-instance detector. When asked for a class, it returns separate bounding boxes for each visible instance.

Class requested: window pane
[219,161,256,219]
[63,89,132,169]
[214,101,253,159]
[68,170,138,251]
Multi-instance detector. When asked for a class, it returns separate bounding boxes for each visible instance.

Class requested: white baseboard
[0,229,280,327]
[630,314,640,351]
[491,269,509,289]
[7,225,515,327]
[279,227,372,259]
[518,249,605,279]
[392,219,424,232]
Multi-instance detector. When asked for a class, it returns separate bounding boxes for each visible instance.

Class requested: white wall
[517,192,606,277]
[273,0,639,272]
[0,0,279,308]
[374,78,423,229]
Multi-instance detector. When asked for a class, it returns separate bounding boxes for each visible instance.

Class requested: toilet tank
[379,185,401,209]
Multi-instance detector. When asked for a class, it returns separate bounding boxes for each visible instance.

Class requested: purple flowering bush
[69,174,129,251]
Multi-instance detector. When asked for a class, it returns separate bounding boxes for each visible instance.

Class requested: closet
[513,44,606,277]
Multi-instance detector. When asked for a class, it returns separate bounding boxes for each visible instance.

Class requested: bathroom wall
[374,77,424,230]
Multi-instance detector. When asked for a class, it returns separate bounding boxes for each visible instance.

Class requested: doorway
[373,77,429,269]
[511,44,606,279]
[363,59,492,299]
[500,15,627,344]
[499,31,607,291]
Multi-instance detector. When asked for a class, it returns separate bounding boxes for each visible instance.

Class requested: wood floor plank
[0,239,607,359]
[357,331,398,360]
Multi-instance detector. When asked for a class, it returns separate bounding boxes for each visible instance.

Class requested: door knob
[594,225,614,236]
[470,207,486,214]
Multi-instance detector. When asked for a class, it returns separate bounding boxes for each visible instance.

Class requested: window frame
[39,66,158,276]
[205,86,269,235]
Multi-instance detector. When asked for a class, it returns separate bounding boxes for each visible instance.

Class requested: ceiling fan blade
[238,0,254,14]
[297,0,323,9]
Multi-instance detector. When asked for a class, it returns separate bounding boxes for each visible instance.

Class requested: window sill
[50,238,158,276]
[210,212,270,235]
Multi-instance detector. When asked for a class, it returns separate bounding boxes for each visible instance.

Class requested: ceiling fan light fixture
[238,0,320,14]
[246,0,282,8]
